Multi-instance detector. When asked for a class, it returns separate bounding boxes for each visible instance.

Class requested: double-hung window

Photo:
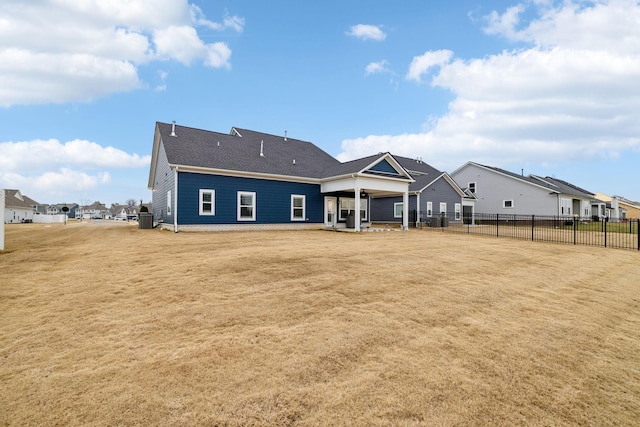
[237,191,256,221]
[167,190,172,216]
[426,202,432,217]
[394,202,403,218]
[455,203,461,220]
[439,202,447,216]
[199,189,215,215]
[291,195,305,221]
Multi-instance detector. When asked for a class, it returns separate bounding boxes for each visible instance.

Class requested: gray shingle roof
[3,189,40,209]
[475,163,595,198]
[158,122,341,179]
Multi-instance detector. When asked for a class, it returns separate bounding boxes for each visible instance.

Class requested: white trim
[426,201,433,217]
[237,191,256,221]
[503,199,514,208]
[199,189,215,216]
[455,203,461,220]
[173,168,178,232]
[439,202,447,214]
[1,189,4,250]
[291,194,306,221]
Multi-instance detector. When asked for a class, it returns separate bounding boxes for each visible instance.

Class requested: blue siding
[177,172,324,225]
[369,159,399,175]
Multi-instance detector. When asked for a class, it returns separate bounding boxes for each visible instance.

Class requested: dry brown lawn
[1,221,639,426]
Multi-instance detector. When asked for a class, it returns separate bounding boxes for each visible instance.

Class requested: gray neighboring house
[370,156,476,225]
[3,189,39,223]
[450,162,605,218]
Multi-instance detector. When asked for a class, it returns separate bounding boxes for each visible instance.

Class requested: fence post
[604,217,608,248]
[531,215,535,241]
[496,214,499,238]
[573,216,577,245]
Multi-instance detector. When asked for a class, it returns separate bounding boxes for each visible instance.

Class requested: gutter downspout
[174,167,179,233]
[415,191,421,226]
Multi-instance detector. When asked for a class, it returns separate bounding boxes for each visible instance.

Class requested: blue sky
[1,0,639,206]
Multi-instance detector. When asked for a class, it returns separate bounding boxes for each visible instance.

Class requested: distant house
[47,203,79,218]
[77,201,108,219]
[450,162,605,218]
[370,156,476,225]
[109,204,139,220]
[148,122,414,231]
[3,189,39,223]
[594,193,640,220]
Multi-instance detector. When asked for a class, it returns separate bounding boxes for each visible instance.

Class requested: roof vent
[170,120,177,137]
[260,140,264,157]
[217,141,220,147]
[293,159,296,165]
[284,130,287,141]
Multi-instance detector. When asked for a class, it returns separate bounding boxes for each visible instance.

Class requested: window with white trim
[455,203,461,220]
[426,202,432,217]
[394,202,403,218]
[339,198,368,221]
[237,191,256,221]
[167,190,172,215]
[199,189,215,215]
[469,182,476,193]
[439,202,447,215]
[291,194,305,221]
[503,200,514,208]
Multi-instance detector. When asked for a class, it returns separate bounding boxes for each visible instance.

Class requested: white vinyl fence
[33,214,67,224]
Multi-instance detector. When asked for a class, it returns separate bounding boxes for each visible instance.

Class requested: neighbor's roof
[3,189,40,209]
[460,162,596,199]
[156,122,341,180]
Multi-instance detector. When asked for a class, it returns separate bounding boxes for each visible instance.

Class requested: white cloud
[0,138,150,203]
[340,0,640,174]
[0,139,150,173]
[0,0,241,106]
[1,169,112,200]
[365,60,391,76]
[192,6,245,32]
[152,24,232,67]
[346,24,387,41]
[406,50,453,83]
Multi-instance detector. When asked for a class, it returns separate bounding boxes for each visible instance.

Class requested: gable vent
[170,120,177,137]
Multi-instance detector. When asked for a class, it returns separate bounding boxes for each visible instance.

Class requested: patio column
[402,190,409,230]
[354,185,361,232]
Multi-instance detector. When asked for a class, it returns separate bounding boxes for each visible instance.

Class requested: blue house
[369,156,476,226]
[148,122,415,231]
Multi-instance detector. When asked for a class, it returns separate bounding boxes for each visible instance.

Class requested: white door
[324,197,337,227]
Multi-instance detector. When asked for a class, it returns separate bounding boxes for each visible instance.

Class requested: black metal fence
[415,212,640,251]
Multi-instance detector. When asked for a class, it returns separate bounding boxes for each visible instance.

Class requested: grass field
[1,222,640,426]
